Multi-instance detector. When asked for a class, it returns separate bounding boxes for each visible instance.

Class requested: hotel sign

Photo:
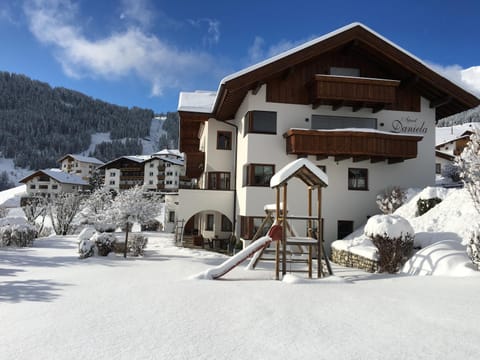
[392,117,427,134]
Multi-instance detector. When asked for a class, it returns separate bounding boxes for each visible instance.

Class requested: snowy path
[1,233,480,360]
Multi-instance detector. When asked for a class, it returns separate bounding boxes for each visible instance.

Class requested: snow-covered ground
[2,184,480,359]
[1,233,480,360]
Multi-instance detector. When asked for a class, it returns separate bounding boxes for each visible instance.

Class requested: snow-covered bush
[441,163,461,183]
[78,239,95,259]
[0,224,37,247]
[81,188,115,232]
[364,214,414,273]
[22,196,47,236]
[376,187,406,214]
[416,197,442,216]
[467,229,480,267]
[49,193,83,235]
[0,206,7,218]
[92,232,117,256]
[128,234,148,256]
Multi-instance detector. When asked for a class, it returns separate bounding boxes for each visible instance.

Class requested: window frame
[217,131,232,150]
[221,215,232,232]
[168,211,175,223]
[206,214,214,231]
[348,168,368,191]
[245,164,275,187]
[207,172,231,190]
[245,111,277,135]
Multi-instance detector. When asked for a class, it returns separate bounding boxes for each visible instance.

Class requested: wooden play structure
[250,158,333,279]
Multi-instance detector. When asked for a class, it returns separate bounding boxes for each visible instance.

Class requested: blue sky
[1,0,479,114]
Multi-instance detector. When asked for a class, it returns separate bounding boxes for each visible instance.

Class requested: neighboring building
[435,123,476,175]
[176,23,480,250]
[58,154,104,181]
[20,169,90,197]
[99,151,192,193]
[99,156,150,192]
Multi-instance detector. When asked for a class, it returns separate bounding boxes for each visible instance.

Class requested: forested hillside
[437,105,480,127]
[0,71,154,169]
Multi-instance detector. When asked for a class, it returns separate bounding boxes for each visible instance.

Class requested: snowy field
[2,232,480,360]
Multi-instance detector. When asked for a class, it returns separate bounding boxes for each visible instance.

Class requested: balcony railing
[284,128,422,163]
[310,75,400,108]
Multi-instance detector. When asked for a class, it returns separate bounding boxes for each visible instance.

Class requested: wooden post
[282,184,288,276]
[317,187,323,277]
[275,188,280,280]
[308,187,313,237]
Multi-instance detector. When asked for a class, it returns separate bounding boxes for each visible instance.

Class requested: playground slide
[195,225,282,280]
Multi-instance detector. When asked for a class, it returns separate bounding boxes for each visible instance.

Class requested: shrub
[0,224,37,247]
[141,219,160,231]
[128,234,148,256]
[376,187,406,214]
[78,239,95,259]
[0,206,7,218]
[364,214,414,273]
[92,232,117,256]
[416,197,442,216]
[467,229,480,267]
[442,163,461,182]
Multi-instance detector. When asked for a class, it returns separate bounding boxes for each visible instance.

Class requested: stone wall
[331,248,378,273]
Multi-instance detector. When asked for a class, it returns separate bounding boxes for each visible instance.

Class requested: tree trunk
[123,224,129,258]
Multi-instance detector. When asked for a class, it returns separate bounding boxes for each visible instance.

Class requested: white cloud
[247,35,317,65]
[119,0,154,29]
[23,0,218,96]
[187,18,220,46]
[427,62,480,97]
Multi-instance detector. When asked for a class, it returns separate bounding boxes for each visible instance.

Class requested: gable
[212,23,479,121]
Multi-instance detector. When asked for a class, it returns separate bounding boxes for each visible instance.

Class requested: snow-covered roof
[436,122,477,146]
[153,149,184,158]
[20,169,89,186]
[100,155,151,168]
[59,154,104,165]
[178,91,216,113]
[270,158,328,188]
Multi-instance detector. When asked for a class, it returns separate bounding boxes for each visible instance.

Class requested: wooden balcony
[284,129,422,163]
[310,75,400,110]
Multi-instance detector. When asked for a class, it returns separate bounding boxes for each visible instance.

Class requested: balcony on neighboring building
[284,128,422,163]
[310,75,400,111]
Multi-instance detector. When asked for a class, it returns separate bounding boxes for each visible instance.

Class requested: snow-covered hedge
[364,215,414,273]
[0,224,36,247]
[92,232,117,256]
[128,234,148,256]
[467,229,480,267]
[78,239,95,259]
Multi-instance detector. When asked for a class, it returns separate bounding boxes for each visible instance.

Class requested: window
[311,115,376,130]
[221,215,232,232]
[150,163,154,168]
[348,168,368,190]
[435,163,441,174]
[110,172,115,177]
[149,172,154,176]
[109,180,115,185]
[317,165,326,173]
[240,216,273,240]
[39,184,48,189]
[245,164,274,186]
[208,172,231,190]
[52,185,58,190]
[167,172,173,176]
[168,211,175,223]
[330,67,360,77]
[245,111,277,135]
[337,220,354,239]
[149,180,153,185]
[206,214,214,231]
[30,184,36,189]
[217,131,232,150]
[76,170,82,173]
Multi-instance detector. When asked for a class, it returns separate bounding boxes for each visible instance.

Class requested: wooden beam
[251,82,262,95]
[370,156,386,163]
[387,158,405,164]
[430,95,452,108]
[353,156,369,163]
[400,75,419,88]
[340,40,359,56]
[334,155,350,162]
[332,101,344,111]
[353,102,364,112]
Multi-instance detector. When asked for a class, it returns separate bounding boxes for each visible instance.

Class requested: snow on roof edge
[270,158,328,188]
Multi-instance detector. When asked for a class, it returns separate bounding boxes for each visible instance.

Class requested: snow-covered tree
[22,196,48,235]
[106,186,160,257]
[456,128,480,265]
[376,187,406,214]
[49,193,83,235]
[364,214,414,273]
[81,188,114,231]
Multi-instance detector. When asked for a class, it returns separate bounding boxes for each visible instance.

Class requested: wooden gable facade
[179,23,480,177]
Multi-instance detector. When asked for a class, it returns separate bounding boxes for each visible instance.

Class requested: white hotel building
[175,23,479,250]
